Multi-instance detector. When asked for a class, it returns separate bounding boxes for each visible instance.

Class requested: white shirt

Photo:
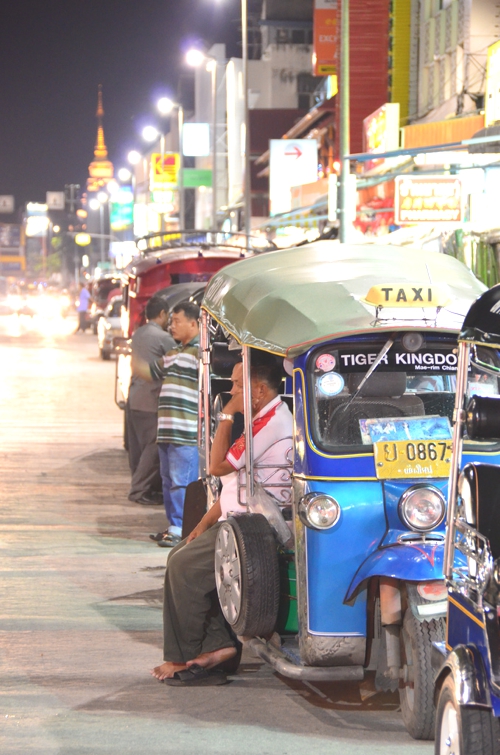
[219,396,293,521]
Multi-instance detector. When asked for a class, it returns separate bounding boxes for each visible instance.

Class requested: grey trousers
[127,407,161,500]
[163,522,235,663]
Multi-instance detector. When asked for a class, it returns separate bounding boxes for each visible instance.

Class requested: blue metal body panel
[292,342,500,637]
[447,591,500,717]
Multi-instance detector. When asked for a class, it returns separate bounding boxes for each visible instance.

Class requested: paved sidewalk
[0,321,432,754]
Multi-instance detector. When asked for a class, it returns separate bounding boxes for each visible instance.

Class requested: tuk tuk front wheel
[399,607,445,740]
[215,514,279,638]
[435,674,498,755]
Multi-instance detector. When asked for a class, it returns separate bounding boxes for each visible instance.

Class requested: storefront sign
[110,187,134,231]
[486,40,500,126]
[269,139,319,216]
[0,195,15,213]
[150,153,179,189]
[395,176,463,224]
[363,103,400,172]
[313,0,338,76]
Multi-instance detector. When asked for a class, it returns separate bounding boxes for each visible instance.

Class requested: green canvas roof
[201,241,486,357]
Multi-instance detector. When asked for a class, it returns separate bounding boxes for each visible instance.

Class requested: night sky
[0,0,243,210]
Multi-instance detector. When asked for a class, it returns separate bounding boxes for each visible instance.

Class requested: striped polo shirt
[149,337,199,445]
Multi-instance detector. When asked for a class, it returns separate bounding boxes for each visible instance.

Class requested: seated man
[151,359,293,685]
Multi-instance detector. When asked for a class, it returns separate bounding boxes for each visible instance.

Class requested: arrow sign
[284,144,303,159]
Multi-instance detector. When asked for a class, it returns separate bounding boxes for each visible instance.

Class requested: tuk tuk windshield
[309,339,500,453]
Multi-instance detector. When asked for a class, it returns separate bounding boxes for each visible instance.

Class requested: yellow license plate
[373,439,452,480]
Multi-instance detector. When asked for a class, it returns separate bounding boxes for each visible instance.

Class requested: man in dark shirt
[127,295,175,505]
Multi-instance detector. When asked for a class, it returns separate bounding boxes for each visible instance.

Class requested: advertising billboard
[395,176,463,225]
[183,123,210,157]
[269,140,319,216]
[313,0,338,76]
[486,39,500,127]
[150,153,180,189]
[110,187,134,231]
[363,103,400,172]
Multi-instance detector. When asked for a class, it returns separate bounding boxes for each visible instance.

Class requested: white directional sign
[269,139,318,216]
[0,195,14,213]
[46,191,66,210]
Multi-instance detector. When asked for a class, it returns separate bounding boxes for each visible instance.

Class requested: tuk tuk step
[246,637,365,682]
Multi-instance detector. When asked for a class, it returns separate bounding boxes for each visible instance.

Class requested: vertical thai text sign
[313,0,338,76]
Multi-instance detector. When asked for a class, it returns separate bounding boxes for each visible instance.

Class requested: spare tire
[215,513,279,637]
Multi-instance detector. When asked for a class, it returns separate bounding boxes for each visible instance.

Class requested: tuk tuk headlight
[399,485,445,532]
[299,493,340,530]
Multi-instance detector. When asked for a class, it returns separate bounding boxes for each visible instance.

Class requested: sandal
[165,664,228,687]
[149,530,168,542]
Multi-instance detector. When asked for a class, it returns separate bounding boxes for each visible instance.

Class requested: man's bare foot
[150,661,187,681]
[185,646,237,670]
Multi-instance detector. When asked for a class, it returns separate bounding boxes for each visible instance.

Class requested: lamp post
[157,97,185,230]
[186,49,219,231]
[89,191,109,264]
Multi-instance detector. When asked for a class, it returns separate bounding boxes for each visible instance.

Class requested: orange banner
[313,0,338,76]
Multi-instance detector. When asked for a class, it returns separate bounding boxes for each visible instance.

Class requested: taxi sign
[364,284,451,308]
[373,439,452,480]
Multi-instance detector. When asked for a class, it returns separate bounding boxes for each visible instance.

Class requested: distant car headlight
[399,485,445,532]
[299,493,341,530]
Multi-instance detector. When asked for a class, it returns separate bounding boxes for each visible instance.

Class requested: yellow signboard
[395,176,463,224]
[486,40,500,126]
[150,153,179,188]
[373,439,452,480]
[364,284,451,308]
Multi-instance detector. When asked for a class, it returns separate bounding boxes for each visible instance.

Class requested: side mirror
[467,395,500,440]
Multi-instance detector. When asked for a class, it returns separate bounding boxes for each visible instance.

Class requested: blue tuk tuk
[199,242,491,740]
[434,284,500,754]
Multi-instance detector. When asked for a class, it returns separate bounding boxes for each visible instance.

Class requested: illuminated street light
[97,191,109,204]
[157,97,174,116]
[185,48,205,68]
[142,125,159,142]
[117,167,132,182]
[88,198,100,211]
[127,150,141,165]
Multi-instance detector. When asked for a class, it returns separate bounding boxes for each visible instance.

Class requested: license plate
[373,439,452,480]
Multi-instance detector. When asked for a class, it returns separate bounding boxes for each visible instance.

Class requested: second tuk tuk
[434,284,500,754]
[198,241,493,740]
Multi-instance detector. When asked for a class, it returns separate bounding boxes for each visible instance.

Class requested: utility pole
[338,0,350,243]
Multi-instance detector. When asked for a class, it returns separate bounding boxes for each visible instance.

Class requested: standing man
[127,294,174,505]
[75,282,90,333]
[132,301,200,547]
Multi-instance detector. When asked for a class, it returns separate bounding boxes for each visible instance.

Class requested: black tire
[400,607,445,740]
[435,674,497,755]
[215,513,279,637]
[100,348,111,361]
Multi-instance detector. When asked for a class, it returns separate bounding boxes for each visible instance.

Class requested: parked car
[97,296,122,360]
[89,274,121,334]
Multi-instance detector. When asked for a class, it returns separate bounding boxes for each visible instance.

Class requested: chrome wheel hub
[215,523,241,625]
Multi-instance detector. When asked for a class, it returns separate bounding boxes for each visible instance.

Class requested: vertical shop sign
[313,0,338,76]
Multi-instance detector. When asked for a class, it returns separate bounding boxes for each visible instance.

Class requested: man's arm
[209,392,244,477]
[186,498,222,542]
[131,353,154,382]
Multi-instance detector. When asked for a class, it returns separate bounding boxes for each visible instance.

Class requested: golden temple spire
[94,84,108,159]
[87,84,114,190]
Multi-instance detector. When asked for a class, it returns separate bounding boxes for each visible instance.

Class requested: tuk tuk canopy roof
[201,242,486,357]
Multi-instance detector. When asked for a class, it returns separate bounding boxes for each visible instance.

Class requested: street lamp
[157,97,185,230]
[186,48,219,231]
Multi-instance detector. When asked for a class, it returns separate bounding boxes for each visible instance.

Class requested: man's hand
[186,520,209,543]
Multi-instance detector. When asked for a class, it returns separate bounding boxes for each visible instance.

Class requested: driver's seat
[327,372,425,446]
